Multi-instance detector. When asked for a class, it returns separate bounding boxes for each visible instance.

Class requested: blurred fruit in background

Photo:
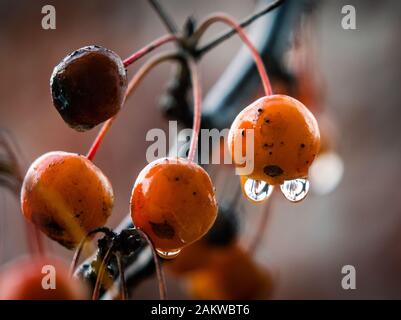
[0,255,88,300]
[185,244,274,300]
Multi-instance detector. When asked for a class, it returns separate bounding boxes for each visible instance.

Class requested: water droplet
[242,178,273,203]
[280,178,310,202]
[156,248,181,259]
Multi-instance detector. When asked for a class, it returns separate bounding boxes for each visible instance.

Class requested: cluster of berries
[8,12,320,300]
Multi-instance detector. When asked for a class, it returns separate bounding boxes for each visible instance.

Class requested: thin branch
[147,0,178,34]
[196,0,285,57]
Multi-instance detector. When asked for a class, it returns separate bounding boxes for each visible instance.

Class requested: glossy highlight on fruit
[130,157,218,258]
[50,45,127,131]
[0,256,88,300]
[21,151,114,249]
[228,94,320,185]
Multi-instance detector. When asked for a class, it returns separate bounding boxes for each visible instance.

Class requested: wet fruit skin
[0,256,88,300]
[228,94,320,185]
[187,244,274,300]
[21,151,114,249]
[130,157,218,255]
[50,45,127,131]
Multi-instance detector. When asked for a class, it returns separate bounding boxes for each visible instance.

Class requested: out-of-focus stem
[187,57,202,162]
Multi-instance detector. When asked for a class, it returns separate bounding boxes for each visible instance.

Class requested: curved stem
[187,57,202,162]
[87,52,183,161]
[135,229,167,300]
[196,0,284,56]
[92,245,113,300]
[115,251,128,300]
[194,14,272,96]
[147,0,178,35]
[69,227,114,277]
[123,34,178,68]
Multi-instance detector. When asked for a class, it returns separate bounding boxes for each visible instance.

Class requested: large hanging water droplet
[280,178,310,202]
[243,178,273,203]
[156,248,181,259]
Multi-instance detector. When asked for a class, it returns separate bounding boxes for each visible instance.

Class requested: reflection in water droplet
[280,178,310,202]
[156,248,181,259]
[310,151,344,195]
[243,178,273,203]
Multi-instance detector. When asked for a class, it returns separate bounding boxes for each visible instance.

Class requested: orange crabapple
[130,157,218,259]
[21,151,114,249]
[228,94,320,186]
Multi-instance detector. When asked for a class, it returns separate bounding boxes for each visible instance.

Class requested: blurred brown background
[0,0,401,299]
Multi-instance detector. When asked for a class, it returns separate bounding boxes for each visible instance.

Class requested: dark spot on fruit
[263,165,283,177]
[175,177,180,181]
[257,108,263,113]
[300,143,305,148]
[264,118,270,124]
[280,141,284,145]
[149,221,175,239]
[269,151,273,155]
[32,215,64,237]
[193,191,197,195]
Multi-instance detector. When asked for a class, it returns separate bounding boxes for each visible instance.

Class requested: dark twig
[196,0,285,57]
[148,0,179,34]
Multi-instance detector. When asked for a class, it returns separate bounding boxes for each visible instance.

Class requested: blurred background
[0,0,401,299]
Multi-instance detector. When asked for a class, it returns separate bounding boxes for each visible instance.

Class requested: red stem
[86,118,115,161]
[87,53,181,161]
[123,34,178,67]
[187,57,202,162]
[86,34,178,161]
[196,14,273,96]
